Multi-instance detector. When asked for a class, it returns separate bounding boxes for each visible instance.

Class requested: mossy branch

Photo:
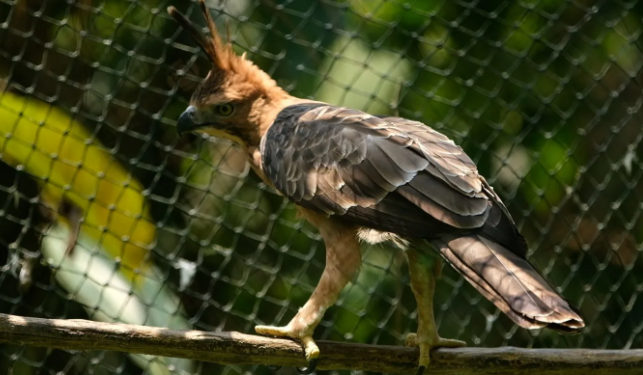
[0,313,641,374]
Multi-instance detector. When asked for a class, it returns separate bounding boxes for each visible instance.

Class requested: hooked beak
[177,105,206,135]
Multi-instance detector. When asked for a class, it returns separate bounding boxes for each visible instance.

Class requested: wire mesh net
[0,0,641,373]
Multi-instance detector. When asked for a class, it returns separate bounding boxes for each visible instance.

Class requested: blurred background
[0,0,641,374]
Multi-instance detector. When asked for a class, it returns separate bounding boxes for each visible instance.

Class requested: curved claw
[416,365,426,375]
[255,325,320,373]
[297,358,318,374]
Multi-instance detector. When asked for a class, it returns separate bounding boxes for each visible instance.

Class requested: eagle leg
[256,210,362,368]
[405,249,466,374]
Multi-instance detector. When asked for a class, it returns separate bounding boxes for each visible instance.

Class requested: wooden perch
[0,313,641,374]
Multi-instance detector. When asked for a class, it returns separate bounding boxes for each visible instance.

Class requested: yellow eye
[216,103,234,117]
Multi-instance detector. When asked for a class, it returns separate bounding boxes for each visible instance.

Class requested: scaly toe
[436,337,466,348]
[406,333,467,372]
[405,333,418,347]
[256,325,320,372]
[417,341,430,370]
[302,336,320,361]
[255,325,292,337]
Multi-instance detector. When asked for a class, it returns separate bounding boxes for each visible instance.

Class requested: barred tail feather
[433,234,584,331]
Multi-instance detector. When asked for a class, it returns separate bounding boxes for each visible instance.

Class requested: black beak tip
[177,106,196,136]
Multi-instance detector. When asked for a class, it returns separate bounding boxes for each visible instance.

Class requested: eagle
[168,3,583,374]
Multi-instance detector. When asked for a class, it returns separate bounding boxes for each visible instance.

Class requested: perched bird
[168,2,584,374]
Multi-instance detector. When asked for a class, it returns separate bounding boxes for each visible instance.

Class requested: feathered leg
[256,210,361,371]
[405,249,466,374]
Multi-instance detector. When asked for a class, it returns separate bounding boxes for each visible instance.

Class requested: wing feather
[408,173,488,217]
[396,185,487,229]
[367,139,417,187]
[261,103,489,235]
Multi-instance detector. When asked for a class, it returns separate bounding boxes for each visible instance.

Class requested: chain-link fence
[0,0,641,373]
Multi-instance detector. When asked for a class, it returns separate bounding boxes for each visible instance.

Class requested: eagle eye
[216,103,234,117]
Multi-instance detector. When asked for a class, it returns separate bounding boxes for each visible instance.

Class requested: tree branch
[0,313,641,374]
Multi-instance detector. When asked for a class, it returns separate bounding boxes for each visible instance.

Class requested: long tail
[432,214,584,331]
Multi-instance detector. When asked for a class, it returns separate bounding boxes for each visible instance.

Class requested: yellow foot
[256,324,320,361]
[405,333,466,375]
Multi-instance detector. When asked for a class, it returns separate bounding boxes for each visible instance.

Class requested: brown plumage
[168,2,584,373]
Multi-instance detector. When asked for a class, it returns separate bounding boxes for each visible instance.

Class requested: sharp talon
[416,365,426,375]
[266,365,281,372]
[297,358,318,374]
